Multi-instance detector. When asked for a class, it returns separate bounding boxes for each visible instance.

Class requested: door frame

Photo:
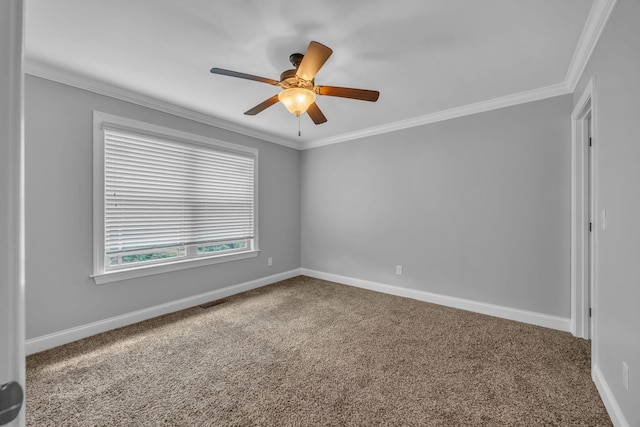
[570,77,597,354]
[0,0,25,426]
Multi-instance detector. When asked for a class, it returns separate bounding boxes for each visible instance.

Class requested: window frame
[92,111,259,285]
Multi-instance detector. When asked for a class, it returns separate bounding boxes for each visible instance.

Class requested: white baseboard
[29,268,625,423]
[26,269,302,355]
[301,268,571,332]
[593,364,630,427]
[27,268,573,354]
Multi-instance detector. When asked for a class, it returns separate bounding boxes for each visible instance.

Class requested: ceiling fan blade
[316,86,380,102]
[244,95,279,115]
[306,102,327,125]
[296,41,333,82]
[210,68,279,85]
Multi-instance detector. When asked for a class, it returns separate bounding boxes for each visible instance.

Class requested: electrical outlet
[267,257,273,266]
[623,362,629,391]
[395,265,403,275]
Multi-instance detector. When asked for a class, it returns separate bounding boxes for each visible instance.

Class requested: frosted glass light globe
[278,88,316,116]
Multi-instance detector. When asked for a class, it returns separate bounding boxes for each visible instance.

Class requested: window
[93,112,258,284]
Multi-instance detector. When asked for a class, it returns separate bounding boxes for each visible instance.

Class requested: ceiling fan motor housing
[279,68,314,90]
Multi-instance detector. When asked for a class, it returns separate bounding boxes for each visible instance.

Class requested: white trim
[23,1,614,151]
[301,269,571,332]
[25,59,571,151]
[92,250,260,285]
[570,78,595,340]
[92,112,105,277]
[26,268,302,355]
[92,111,260,284]
[301,83,572,150]
[565,0,617,91]
[25,59,300,150]
[1,1,25,425]
[593,364,630,427]
[94,111,259,156]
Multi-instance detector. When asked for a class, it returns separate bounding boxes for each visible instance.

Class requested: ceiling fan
[210,41,379,125]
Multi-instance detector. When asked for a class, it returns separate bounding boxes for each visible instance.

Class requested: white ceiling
[25,0,600,148]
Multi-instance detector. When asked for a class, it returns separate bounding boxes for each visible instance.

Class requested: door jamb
[570,77,597,356]
[0,0,26,426]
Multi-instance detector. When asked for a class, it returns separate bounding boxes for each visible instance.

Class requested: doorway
[571,78,597,360]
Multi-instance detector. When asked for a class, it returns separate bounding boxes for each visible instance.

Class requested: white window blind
[103,127,255,269]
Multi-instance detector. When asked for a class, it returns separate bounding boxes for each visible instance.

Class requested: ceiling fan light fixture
[278,87,316,116]
[210,41,378,125]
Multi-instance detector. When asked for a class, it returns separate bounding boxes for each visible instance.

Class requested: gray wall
[574,0,640,424]
[302,95,572,317]
[25,75,301,339]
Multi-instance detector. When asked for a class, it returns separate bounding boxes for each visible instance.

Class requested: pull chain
[298,114,301,137]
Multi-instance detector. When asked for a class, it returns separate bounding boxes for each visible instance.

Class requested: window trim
[92,111,259,285]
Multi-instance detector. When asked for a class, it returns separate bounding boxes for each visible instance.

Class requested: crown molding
[303,0,616,150]
[301,82,572,150]
[565,0,617,91]
[24,59,301,150]
[25,0,615,151]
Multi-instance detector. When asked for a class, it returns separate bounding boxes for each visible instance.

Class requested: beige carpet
[27,276,611,426]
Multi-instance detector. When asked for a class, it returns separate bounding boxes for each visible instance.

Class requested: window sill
[91,250,259,285]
